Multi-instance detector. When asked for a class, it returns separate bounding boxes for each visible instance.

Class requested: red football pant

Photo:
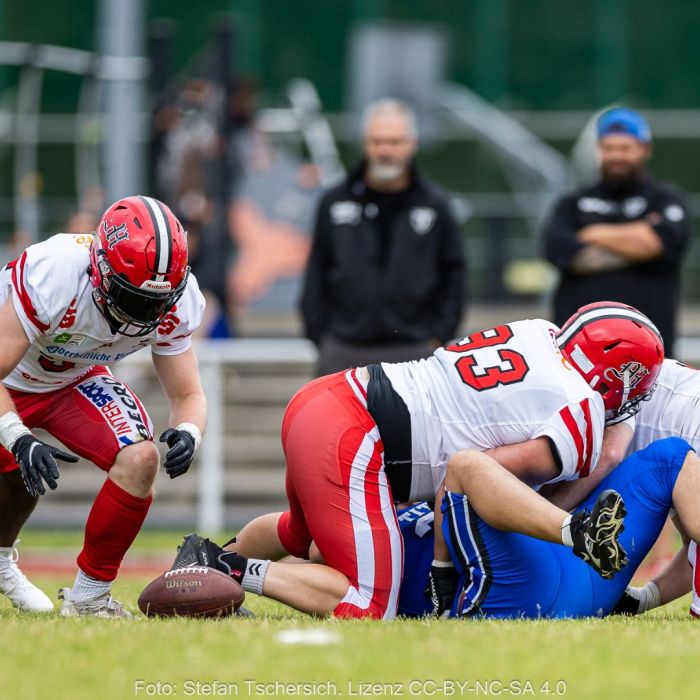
[0,366,153,473]
[0,366,155,582]
[277,371,403,620]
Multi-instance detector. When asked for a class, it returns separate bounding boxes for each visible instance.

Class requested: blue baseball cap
[596,107,651,143]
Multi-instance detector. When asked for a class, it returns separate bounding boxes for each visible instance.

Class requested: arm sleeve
[649,188,691,265]
[152,279,207,356]
[430,199,466,343]
[541,194,585,271]
[532,396,605,483]
[299,196,332,346]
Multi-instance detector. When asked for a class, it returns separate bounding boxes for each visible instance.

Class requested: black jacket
[542,175,691,353]
[300,162,466,346]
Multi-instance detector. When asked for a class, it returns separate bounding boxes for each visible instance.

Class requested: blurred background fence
[3,0,700,529]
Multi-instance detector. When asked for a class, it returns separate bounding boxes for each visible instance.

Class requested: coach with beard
[543,107,691,355]
[301,98,466,375]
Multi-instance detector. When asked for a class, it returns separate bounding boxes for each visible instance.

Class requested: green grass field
[2,530,698,700]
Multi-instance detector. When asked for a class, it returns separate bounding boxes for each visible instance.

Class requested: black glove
[159,428,196,478]
[425,563,460,618]
[611,587,643,615]
[11,434,78,497]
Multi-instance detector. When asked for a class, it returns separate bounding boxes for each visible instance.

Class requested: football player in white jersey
[171,302,663,620]
[546,358,700,619]
[0,196,206,616]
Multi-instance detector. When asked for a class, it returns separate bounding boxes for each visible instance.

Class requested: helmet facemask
[91,247,189,337]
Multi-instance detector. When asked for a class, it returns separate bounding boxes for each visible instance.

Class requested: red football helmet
[89,196,189,336]
[557,301,664,423]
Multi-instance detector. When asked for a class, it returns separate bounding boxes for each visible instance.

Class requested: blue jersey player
[397,437,698,618]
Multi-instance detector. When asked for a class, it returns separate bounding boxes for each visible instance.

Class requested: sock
[218,551,270,594]
[0,539,18,567]
[561,514,574,547]
[70,568,112,603]
[76,478,152,582]
[241,559,270,595]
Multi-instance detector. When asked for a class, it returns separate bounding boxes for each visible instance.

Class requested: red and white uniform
[277,318,605,620]
[628,359,700,618]
[384,318,606,500]
[0,233,205,471]
[629,359,700,455]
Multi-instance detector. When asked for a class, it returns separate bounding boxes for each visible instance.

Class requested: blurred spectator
[543,107,691,355]
[300,98,466,376]
[153,78,233,338]
[227,127,318,312]
[64,210,98,233]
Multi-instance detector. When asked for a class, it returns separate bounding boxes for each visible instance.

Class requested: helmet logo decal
[604,361,649,391]
[102,221,129,250]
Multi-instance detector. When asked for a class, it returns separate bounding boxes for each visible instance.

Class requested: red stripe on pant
[690,541,700,618]
[277,371,403,619]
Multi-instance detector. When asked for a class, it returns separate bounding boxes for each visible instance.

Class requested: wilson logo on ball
[165,579,202,589]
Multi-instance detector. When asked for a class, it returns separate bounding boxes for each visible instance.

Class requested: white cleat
[58,587,132,619]
[0,540,54,613]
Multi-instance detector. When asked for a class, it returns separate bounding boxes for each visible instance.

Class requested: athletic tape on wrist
[175,422,202,450]
[0,411,31,452]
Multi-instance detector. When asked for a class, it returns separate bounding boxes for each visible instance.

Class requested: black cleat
[570,489,628,579]
[171,533,248,584]
[171,533,225,570]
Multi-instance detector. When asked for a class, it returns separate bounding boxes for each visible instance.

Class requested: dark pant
[316,335,435,376]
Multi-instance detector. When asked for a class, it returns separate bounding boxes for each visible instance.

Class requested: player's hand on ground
[159,428,196,478]
[612,587,644,615]
[611,582,660,615]
[425,562,460,618]
[11,434,78,497]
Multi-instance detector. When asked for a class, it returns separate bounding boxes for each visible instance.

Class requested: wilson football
[138,566,245,618]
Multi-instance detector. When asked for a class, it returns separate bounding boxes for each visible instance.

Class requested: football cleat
[570,489,628,579]
[58,587,132,619]
[0,541,54,613]
[172,533,247,583]
[171,533,224,570]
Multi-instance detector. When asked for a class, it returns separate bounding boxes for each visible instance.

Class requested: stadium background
[1,5,698,700]
[1,1,700,533]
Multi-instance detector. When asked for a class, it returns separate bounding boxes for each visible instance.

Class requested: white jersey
[0,233,206,392]
[629,358,700,454]
[382,319,606,500]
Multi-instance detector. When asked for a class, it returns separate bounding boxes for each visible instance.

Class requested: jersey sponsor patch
[52,332,86,346]
[74,374,152,446]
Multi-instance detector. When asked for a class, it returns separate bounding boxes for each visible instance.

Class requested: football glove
[612,581,660,615]
[425,561,459,618]
[11,434,78,497]
[159,427,198,478]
